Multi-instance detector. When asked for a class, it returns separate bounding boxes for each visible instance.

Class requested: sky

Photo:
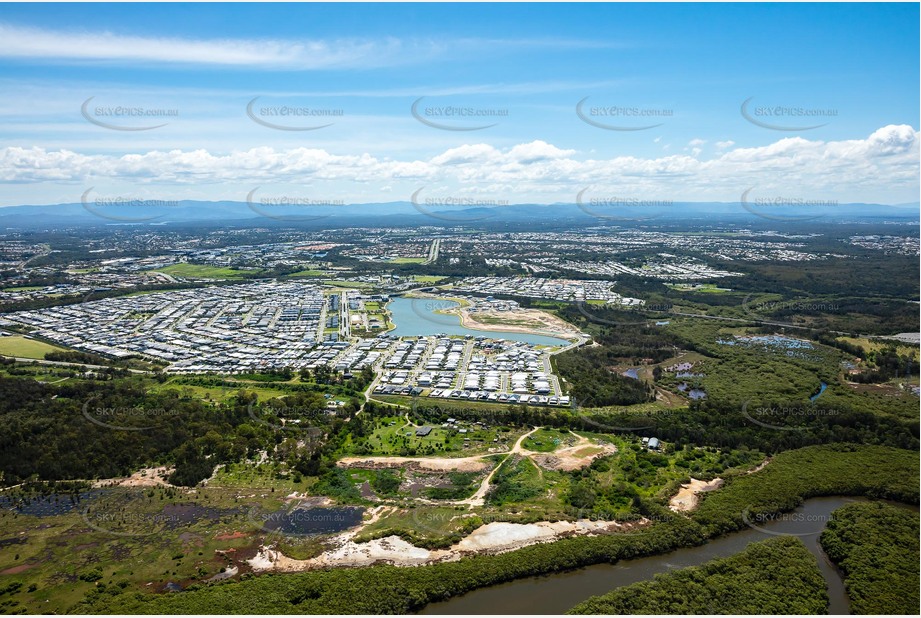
[0,2,918,208]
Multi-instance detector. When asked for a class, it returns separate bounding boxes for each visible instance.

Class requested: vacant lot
[154,264,254,279]
[0,335,65,359]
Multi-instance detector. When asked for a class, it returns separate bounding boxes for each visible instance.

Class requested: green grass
[341,415,507,457]
[0,335,66,359]
[153,264,255,279]
[288,269,329,277]
[388,257,426,264]
[146,380,293,403]
[665,283,732,294]
[486,456,545,505]
[412,275,446,283]
[836,336,920,361]
[209,462,315,492]
[324,280,375,289]
[522,428,571,453]
[1,285,44,292]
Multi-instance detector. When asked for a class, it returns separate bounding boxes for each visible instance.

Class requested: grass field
[666,283,732,294]
[837,336,920,361]
[153,264,255,279]
[0,335,66,359]
[340,414,516,456]
[324,280,375,289]
[1,285,44,292]
[522,428,572,452]
[288,269,329,277]
[412,275,447,283]
[147,380,294,403]
[388,257,426,264]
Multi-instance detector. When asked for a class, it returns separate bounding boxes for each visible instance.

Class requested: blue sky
[0,2,918,207]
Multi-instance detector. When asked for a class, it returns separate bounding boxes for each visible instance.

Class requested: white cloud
[715,140,735,150]
[688,138,706,147]
[0,23,410,69]
[0,23,626,71]
[0,127,917,204]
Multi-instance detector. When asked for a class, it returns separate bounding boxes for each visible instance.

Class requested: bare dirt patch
[92,466,174,488]
[247,516,645,572]
[531,434,617,471]
[457,308,579,339]
[669,477,724,512]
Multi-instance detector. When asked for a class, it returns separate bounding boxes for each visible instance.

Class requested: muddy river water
[419,496,914,615]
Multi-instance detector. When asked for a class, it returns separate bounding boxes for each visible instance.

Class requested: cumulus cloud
[0,127,917,203]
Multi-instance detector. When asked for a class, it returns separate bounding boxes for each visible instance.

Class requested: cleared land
[0,335,66,359]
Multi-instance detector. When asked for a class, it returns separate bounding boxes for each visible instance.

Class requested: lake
[387,297,570,347]
[259,505,365,536]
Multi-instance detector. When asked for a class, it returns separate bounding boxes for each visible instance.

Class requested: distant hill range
[0,199,917,228]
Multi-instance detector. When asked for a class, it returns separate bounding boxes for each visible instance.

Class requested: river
[419,496,911,615]
[387,297,570,347]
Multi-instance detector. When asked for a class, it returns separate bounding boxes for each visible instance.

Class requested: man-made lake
[387,297,570,347]
[419,497,911,615]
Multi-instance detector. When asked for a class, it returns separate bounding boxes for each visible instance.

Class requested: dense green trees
[820,502,920,614]
[76,443,918,614]
[568,537,828,614]
[692,444,919,536]
[0,376,341,487]
[554,346,654,407]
